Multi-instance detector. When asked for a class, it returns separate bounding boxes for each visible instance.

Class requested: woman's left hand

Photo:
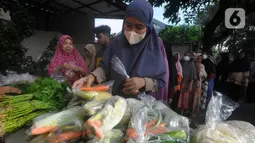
[122,77,145,95]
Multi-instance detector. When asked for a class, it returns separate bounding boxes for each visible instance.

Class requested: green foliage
[0,0,34,74]
[34,36,60,76]
[123,0,215,24]
[159,25,201,43]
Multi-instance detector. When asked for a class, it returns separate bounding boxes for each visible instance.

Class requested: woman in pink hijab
[48,35,87,84]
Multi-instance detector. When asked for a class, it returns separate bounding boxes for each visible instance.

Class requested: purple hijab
[100,0,166,97]
[150,37,169,102]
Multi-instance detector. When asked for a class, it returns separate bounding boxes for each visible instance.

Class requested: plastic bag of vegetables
[115,98,145,132]
[190,92,253,143]
[72,81,113,101]
[28,107,85,136]
[226,120,255,143]
[125,93,189,143]
[83,100,106,116]
[83,96,127,140]
[87,129,124,143]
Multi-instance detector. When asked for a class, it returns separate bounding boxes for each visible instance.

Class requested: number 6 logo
[225,8,245,29]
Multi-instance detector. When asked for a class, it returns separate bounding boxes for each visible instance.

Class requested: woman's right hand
[63,63,71,69]
[72,74,95,88]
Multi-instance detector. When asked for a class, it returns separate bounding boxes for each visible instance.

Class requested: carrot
[146,127,168,135]
[125,121,168,142]
[50,131,82,143]
[86,120,104,139]
[32,126,57,135]
[146,120,158,128]
[94,127,104,139]
[80,85,109,91]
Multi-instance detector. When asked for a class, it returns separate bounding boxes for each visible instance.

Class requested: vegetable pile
[28,86,190,143]
[0,78,70,136]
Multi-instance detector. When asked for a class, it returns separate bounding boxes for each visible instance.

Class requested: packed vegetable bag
[83,96,127,140]
[83,100,106,116]
[30,125,83,143]
[190,92,255,143]
[87,129,124,143]
[72,81,113,101]
[226,120,255,143]
[28,107,85,137]
[115,98,145,132]
[125,93,189,143]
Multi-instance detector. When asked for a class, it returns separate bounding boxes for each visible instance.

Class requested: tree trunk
[202,0,229,52]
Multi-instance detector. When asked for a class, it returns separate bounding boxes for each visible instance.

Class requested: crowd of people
[42,0,255,118]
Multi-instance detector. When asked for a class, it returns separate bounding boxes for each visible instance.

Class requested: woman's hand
[63,63,71,69]
[72,74,95,88]
[122,77,145,95]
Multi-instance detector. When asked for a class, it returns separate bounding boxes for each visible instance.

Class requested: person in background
[215,52,232,94]
[149,37,169,102]
[165,44,178,106]
[246,61,255,103]
[202,51,216,104]
[0,86,21,95]
[73,0,167,98]
[48,35,87,84]
[227,51,250,102]
[178,52,196,115]
[170,52,183,111]
[84,44,96,73]
[191,54,207,116]
[93,25,111,67]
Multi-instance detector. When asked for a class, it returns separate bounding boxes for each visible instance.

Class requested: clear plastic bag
[83,100,106,116]
[125,93,189,143]
[111,55,129,78]
[72,81,114,101]
[83,96,127,140]
[0,71,37,86]
[87,129,124,143]
[111,55,140,94]
[226,120,255,143]
[191,91,254,143]
[115,98,145,132]
[51,71,67,83]
[28,107,85,136]
[42,124,84,143]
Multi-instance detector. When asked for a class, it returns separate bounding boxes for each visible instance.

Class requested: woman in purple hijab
[73,0,167,98]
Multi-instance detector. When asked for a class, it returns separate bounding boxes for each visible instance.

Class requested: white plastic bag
[0,71,37,86]
[192,92,252,143]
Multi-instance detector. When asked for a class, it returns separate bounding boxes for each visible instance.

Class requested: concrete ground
[3,103,255,143]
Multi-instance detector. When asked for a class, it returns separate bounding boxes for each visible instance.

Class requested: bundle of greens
[0,78,70,136]
[27,77,70,110]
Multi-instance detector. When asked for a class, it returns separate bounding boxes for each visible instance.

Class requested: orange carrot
[125,121,168,142]
[32,126,57,135]
[86,120,105,139]
[146,127,168,135]
[80,85,109,91]
[146,120,158,128]
[50,131,82,143]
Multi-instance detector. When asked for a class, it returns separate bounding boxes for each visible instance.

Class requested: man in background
[93,25,111,67]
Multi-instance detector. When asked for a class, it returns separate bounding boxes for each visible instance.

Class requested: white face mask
[124,30,146,45]
[183,56,190,61]
[203,55,208,59]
